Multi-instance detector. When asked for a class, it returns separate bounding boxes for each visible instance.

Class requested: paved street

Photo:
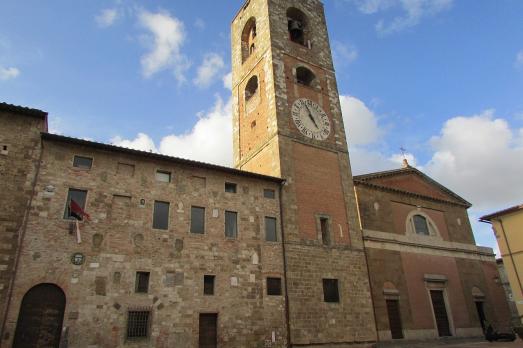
[378,338,523,348]
[443,341,522,348]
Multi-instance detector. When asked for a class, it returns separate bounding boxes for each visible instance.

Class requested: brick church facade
[0,0,511,347]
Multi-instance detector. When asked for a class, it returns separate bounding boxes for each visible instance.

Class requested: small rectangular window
[265,217,277,242]
[153,201,169,230]
[225,182,237,193]
[320,217,330,246]
[64,188,88,220]
[204,275,215,295]
[117,162,135,177]
[127,310,150,339]
[323,279,340,303]
[225,211,238,239]
[263,189,276,199]
[135,272,150,293]
[156,170,171,183]
[191,206,205,234]
[73,155,93,169]
[267,277,282,296]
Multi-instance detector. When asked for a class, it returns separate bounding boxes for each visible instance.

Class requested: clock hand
[305,104,319,129]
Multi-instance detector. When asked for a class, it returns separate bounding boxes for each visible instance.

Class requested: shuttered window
[225,211,238,239]
[153,201,169,230]
[191,206,205,234]
[265,217,277,242]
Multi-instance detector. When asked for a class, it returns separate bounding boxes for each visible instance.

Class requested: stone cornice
[363,229,494,262]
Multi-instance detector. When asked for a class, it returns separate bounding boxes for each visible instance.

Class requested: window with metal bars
[126,309,150,339]
[135,272,150,293]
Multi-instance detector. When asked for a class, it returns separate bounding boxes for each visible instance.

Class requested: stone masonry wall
[3,139,288,348]
[0,109,46,336]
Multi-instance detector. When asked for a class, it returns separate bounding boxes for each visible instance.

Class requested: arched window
[287,8,307,46]
[413,215,429,235]
[245,75,259,102]
[296,66,316,86]
[406,211,439,237]
[241,17,257,63]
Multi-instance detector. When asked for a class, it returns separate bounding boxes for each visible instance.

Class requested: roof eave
[41,133,285,184]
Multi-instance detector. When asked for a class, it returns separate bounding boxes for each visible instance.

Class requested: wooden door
[199,313,217,348]
[13,284,66,348]
[430,290,452,337]
[475,301,486,333]
[386,299,404,339]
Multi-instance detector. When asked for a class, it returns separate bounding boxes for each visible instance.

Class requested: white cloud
[95,8,119,28]
[340,95,383,146]
[111,96,233,166]
[516,50,523,70]
[222,71,232,90]
[160,96,232,165]
[138,10,190,82]
[193,53,225,88]
[0,66,20,80]
[348,0,453,35]
[111,133,158,152]
[333,41,358,68]
[424,110,523,211]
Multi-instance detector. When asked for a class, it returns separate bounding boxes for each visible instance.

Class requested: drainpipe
[278,180,292,348]
[0,137,44,341]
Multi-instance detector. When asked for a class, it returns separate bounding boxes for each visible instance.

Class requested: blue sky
[1,0,522,253]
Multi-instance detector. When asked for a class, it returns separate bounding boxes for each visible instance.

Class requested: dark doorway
[475,301,487,333]
[13,283,66,348]
[199,313,217,348]
[386,299,404,339]
[430,290,452,337]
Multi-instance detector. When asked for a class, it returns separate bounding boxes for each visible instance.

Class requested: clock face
[291,98,331,141]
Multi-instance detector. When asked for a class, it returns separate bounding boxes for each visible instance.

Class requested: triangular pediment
[354,167,471,207]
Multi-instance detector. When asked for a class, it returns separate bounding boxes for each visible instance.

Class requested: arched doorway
[12,283,66,348]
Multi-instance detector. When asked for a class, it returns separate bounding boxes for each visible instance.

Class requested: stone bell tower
[232,0,377,346]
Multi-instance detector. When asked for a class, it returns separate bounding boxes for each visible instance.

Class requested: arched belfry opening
[245,75,259,102]
[242,17,257,63]
[13,283,66,348]
[296,66,316,87]
[287,7,307,46]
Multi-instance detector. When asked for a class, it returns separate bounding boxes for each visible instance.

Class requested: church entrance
[12,283,66,348]
[430,290,452,337]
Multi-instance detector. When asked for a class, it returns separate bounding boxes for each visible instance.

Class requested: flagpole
[75,219,82,244]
